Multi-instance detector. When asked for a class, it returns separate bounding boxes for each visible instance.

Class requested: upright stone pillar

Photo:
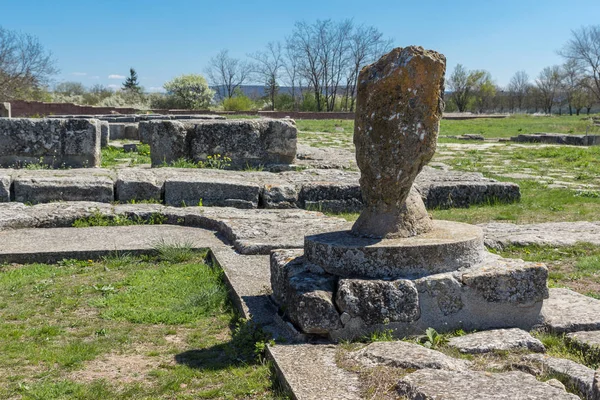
[0,103,10,118]
[352,46,446,238]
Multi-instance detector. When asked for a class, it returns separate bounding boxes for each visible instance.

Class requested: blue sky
[2,0,599,91]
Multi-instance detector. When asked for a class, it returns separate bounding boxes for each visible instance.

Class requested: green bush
[222,94,255,111]
[162,74,214,109]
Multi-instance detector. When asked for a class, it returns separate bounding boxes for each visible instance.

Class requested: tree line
[1,22,599,114]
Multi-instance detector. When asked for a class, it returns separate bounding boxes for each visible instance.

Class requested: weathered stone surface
[542,288,600,333]
[0,118,101,168]
[261,184,298,209]
[525,353,595,399]
[116,169,163,203]
[448,328,545,354]
[267,344,362,400]
[461,257,549,304]
[1,102,11,118]
[144,119,297,168]
[109,123,139,140]
[0,173,10,202]
[397,369,579,399]
[13,176,114,204]
[414,272,463,315]
[270,249,306,306]
[512,133,600,146]
[594,369,600,400]
[100,121,109,147]
[286,272,341,335]
[336,278,419,325]
[482,221,600,249]
[566,331,600,363]
[352,341,470,371]
[352,46,445,238]
[164,178,260,208]
[417,166,521,209]
[305,220,485,279]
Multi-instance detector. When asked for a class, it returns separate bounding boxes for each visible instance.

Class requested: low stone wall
[142,119,297,168]
[511,133,600,146]
[0,118,101,168]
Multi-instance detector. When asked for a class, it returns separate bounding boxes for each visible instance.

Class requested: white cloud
[71,72,87,76]
[108,74,125,79]
[107,84,120,89]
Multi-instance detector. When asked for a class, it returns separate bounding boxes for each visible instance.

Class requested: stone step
[542,288,600,333]
[524,354,595,399]
[482,221,600,249]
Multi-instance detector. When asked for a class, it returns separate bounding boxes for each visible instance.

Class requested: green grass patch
[0,250,284,399]
[101,143,151,168]
[72,210,167,227]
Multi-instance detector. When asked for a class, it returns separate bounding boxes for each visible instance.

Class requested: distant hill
[211,85,298,99]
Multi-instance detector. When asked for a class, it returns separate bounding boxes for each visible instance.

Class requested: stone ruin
[270,46,549,341]
[0,102,10,118]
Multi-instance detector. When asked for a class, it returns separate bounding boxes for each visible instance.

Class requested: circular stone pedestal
[304,220,484,279]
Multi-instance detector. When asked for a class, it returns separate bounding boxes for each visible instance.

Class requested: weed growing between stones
[152,239,196,263]
[160,154,232,169]
[0,251,284,398]
[101,144,151,168]
[72,210,167,227]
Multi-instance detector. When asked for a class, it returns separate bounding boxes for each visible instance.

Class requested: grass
[101,143,151,168]
[0,248,285,399]
[72,210,167,227]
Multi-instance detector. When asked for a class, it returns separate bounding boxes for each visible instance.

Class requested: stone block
[542,289,600,334]
[100,121,109,147]
[352,341,471,371]
[0,102,10,118]
[109,123,139,140]
[286,271,341,335]
[145,119,297,168]
[0,118,101,168]
[525,354,595,399]
[261,184,299,209]
[397,370,579,399]
[164,178,260,208]
[270,249,306,306]
[336,278,420,325]
[0,174,10,202]
[299,182,362,213]
[13,176,114,204]
[448,328,545,354]
[116,170,163,203]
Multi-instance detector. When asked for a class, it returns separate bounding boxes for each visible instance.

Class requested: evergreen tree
[122,68,141,92]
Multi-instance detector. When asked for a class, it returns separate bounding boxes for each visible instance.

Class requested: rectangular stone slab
[13,176,114,204]
[542,288,600,333]
[164,178,261,208]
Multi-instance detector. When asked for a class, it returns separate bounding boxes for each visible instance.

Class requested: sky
[2,0,599,92]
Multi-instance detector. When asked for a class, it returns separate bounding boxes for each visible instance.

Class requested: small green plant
[93,284,116,296]
[228,319,274,362]
[197,154,232,169]
[367,329,395,342]
[72,211,166,227]
[419,327,448,349]
[152,239,196,263]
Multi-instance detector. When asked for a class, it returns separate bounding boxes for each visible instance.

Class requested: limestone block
[299,182,362,213]
[116,170,164,203]
[286,272,341,335]
[460,258,549,304]
[13,176,114,204]
[352,46,446,238]
[336,278,420,325]
[0,118,101,168]
[397,370,579,399]
[270,249,306,306]
[352,341,471,371]
[525,354,595,399]
[0,174,10,202]
[164,178,260,208]
[100,121,110,147]
[109,123,139,140]
[261,184,299,209]
[448,328,545,354]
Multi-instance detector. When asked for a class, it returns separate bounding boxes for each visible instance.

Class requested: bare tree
[561,59,585,115]
[205,49,252,100]
[0,26,58,100]
[535,65,562,114]
[507,71,530,112]
[345,25,392,111]
[559,25,600,104]
[249,42,283,111]
[282,42,300,110]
